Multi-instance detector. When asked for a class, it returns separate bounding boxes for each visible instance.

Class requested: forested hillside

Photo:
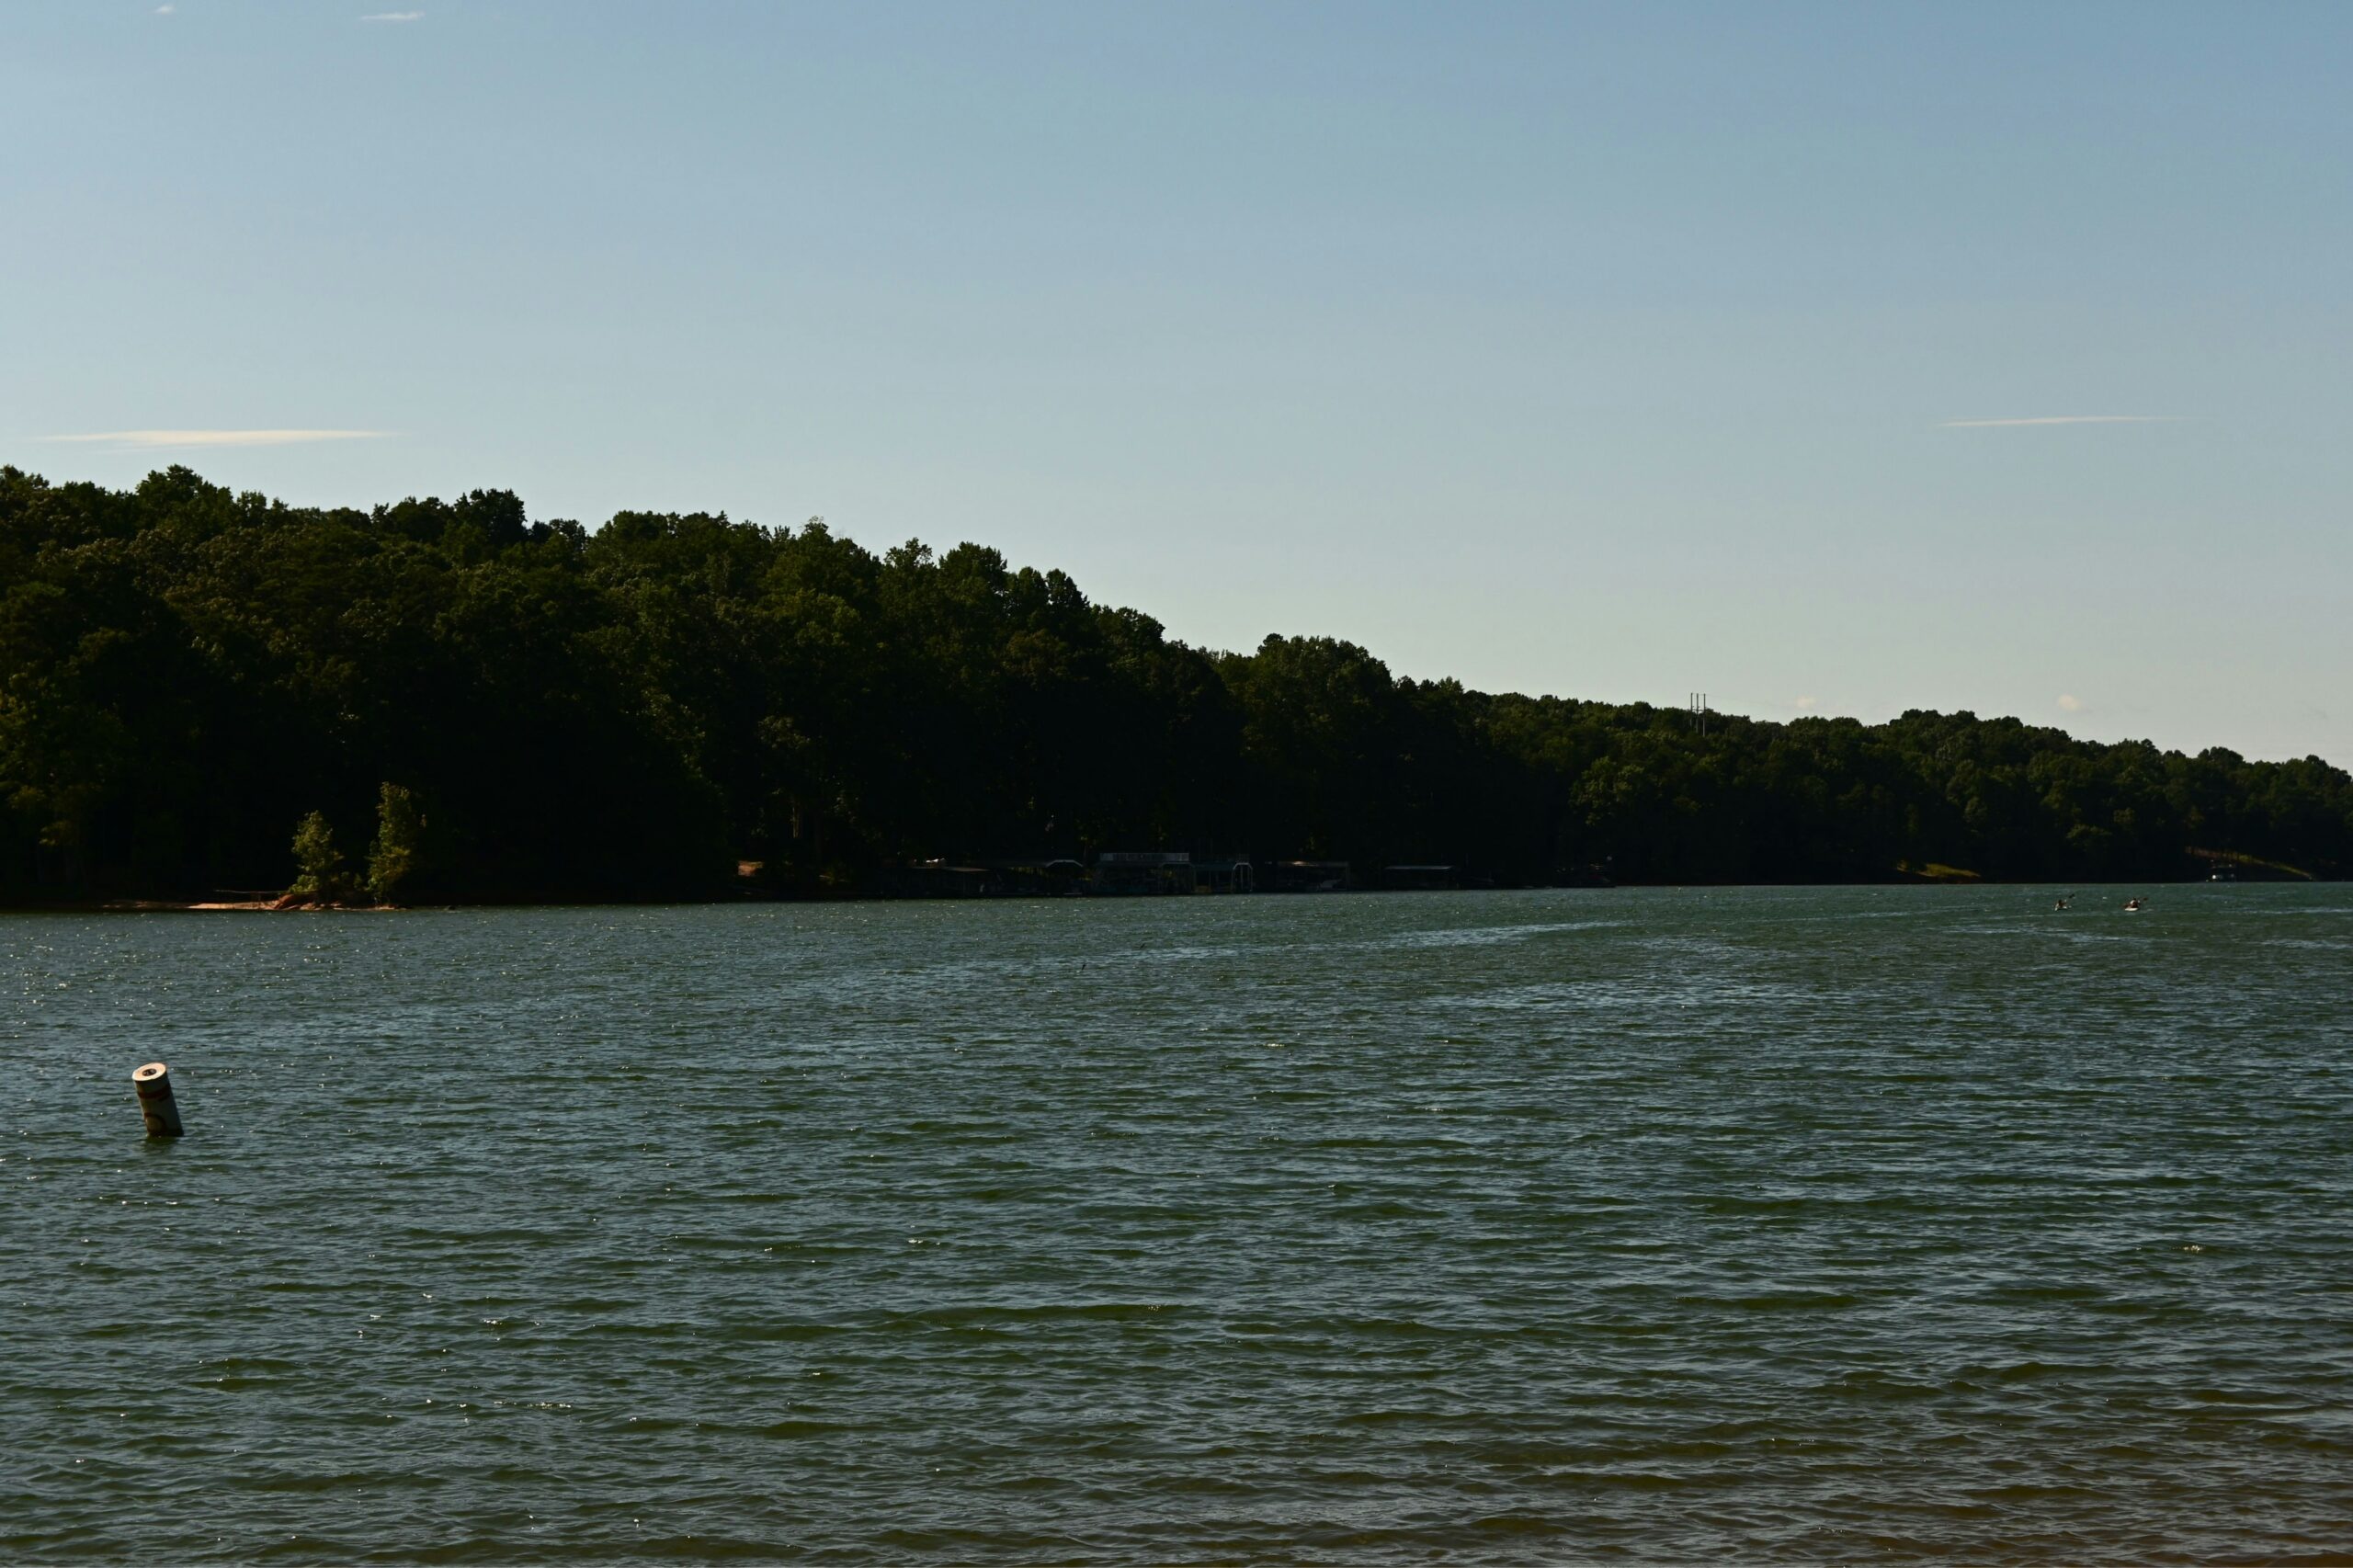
[4,465,2347,901]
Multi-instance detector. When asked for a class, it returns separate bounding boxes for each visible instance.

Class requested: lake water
[5,886,2350,1562]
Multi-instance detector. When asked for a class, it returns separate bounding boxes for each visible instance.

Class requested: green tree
[366,783,423,903]
[5,461,2350,902]
[286,811,356,903]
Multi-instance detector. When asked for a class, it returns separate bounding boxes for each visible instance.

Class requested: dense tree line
[3,465,2347,902]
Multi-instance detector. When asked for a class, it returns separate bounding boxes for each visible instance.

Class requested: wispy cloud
[2057,694,2087,714]
[153,5,176,14]
[1940,415,2181,428]
[361,10,424,20]
[40,429,390,449]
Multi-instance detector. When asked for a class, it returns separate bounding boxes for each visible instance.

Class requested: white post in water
[132,1062,184,1138]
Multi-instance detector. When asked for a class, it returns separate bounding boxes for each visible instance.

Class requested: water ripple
[4,885,2349,1562]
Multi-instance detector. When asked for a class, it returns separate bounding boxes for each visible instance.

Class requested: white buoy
[132,1062,184,1138]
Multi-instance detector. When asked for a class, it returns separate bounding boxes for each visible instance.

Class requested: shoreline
[3,877,2318,915]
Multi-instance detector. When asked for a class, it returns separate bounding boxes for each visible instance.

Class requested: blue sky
[5,2,2348,762]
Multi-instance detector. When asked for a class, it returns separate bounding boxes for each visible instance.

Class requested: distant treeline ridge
[3,465,2347,901]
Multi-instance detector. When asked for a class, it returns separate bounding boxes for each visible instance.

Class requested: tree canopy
[3,465,2346,901]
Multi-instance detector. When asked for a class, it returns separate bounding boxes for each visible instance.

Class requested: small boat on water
[2123,897,2146,913]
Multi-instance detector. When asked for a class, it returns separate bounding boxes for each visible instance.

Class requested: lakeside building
[1091,851,1255,895]
[1191,857,1255,894]
[1091,850,1193,895]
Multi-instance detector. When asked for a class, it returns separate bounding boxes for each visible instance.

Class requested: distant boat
[2123,897,2146,913]
[2210,864,2237,882]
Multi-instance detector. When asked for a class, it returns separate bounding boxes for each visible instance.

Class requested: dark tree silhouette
[3,464,2346,901]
